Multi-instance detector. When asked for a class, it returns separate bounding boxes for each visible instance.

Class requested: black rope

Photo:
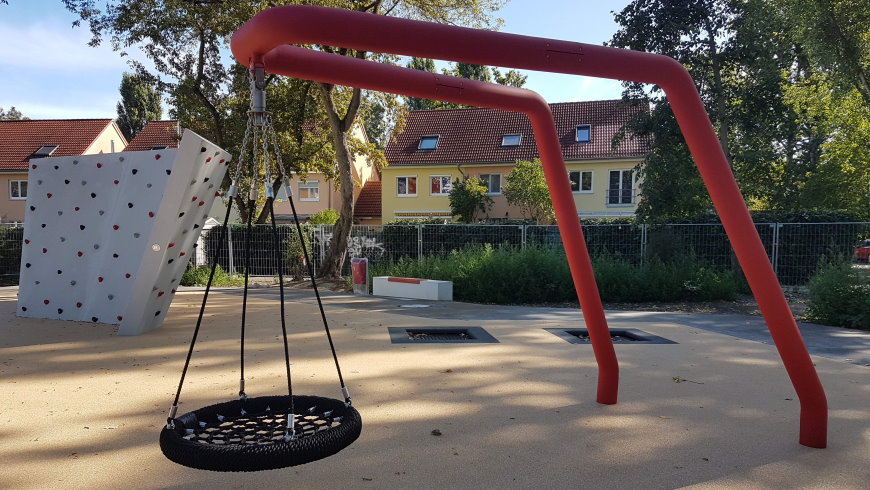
[169,198,235,414]
[285,188,348,400]
[266,197,294,411]
[239,199,254,398]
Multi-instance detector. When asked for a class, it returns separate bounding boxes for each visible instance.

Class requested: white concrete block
[372,276,453,301]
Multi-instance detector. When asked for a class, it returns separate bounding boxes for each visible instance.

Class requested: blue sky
[0,0,631,120]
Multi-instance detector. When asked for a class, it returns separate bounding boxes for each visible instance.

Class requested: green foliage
[608,0,870,223]
[284,226,313,280]
[783,74,870,220]
[777,0,870,108]
[181,265,245,287]
[0,226,23,274]
[502,159,555,224]
[0,106,27,120]
[115,72,162,140]
[308,208,340,225]
[448,176,493,223]
[370,245,743,304]
[806,260,870,329]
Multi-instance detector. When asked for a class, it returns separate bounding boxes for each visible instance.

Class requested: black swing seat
[160,394,362,472]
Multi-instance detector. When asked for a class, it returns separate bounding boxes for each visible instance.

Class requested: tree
[777,0,870,110]
[115,72,162,140]
[448,176,493,223]
[609,0,829,221]
[63,0,509,280]
[0,106,27,120]
[502,159,554,224]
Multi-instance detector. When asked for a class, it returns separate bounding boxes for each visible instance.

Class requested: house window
[9,180,28,200]
[575,125,591,143]
[151,146,167,150]
[31,145,58,158]
[607,170,634,205]
[397,176,417,196]
[480,174,502,195]
[501,134,521,146]
[299,180,320,201]
[569,170,593,193]
[430,175,452,196]
[418,135,439,150]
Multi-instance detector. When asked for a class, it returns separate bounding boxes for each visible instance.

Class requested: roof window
[31,145,59,158]
[501,134,522,146]
[575,125,591,143]
[418,135,439,150]
[151,146,168,150]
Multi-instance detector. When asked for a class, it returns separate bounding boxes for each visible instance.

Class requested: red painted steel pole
[260,46,619,405]
[231,5,827,447]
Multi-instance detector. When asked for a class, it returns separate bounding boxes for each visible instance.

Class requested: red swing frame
[230,5,827,448]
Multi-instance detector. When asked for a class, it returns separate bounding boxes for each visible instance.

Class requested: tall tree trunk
[316,82,364,279]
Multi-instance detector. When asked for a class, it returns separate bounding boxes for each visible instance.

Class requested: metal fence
[2,221,867,287]
[0,223,23,276]
[189,222,869,286]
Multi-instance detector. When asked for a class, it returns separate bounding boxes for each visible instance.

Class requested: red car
[856,239,870,262]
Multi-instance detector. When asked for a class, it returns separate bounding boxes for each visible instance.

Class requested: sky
[0,0,632,120]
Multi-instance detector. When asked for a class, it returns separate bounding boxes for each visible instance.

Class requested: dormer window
[501,134,522,146]
[31,145,59,158]
[151,146,167,150]
[575,125,591,143]
[418,135,439,150]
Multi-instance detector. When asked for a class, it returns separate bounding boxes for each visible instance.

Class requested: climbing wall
[16,130,231,335]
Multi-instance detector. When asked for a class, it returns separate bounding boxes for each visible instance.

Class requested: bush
[370,245,742,305]
[806,261,870,329]
[284,225,313,280]
[181,264,245,287]
[308,209,340,225]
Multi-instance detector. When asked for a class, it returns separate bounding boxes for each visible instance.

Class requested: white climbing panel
[16,130,231,335]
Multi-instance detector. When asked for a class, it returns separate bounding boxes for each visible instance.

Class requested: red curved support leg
[260,47,620,405]
[231,5,827,447]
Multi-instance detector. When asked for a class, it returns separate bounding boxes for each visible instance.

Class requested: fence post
[772,223,781,279]
[640,224,648,266]
[417,224,423,259]
[226,224,235,275]
[310,225,317,277]
[521,225,527,249]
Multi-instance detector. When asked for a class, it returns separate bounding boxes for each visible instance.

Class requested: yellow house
[0,119,128,223]
[381,100,648,222]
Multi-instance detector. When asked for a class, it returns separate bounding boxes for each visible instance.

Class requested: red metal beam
[231,5,827,448]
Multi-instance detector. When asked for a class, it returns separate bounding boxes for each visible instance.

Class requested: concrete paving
[1,285,869,489]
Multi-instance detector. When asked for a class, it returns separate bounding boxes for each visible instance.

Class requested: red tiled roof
[0,119,119,171]
[124,120,181,152]
[354,180,382,218]
[384,100,649,166]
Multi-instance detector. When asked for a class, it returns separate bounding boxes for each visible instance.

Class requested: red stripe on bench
[388,277,422,284]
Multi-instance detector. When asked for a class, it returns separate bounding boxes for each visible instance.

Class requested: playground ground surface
[1,285,869,489]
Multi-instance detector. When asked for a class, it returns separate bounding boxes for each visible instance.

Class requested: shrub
[308,209,340,225]
[806,261,870,329]
[370,245,742,305]
[181,264,245,287]
[284,225,313,280]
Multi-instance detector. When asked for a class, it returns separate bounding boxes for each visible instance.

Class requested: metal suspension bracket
[250,66,267,127]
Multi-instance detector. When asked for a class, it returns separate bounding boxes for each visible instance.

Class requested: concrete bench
[372,276,453,301]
